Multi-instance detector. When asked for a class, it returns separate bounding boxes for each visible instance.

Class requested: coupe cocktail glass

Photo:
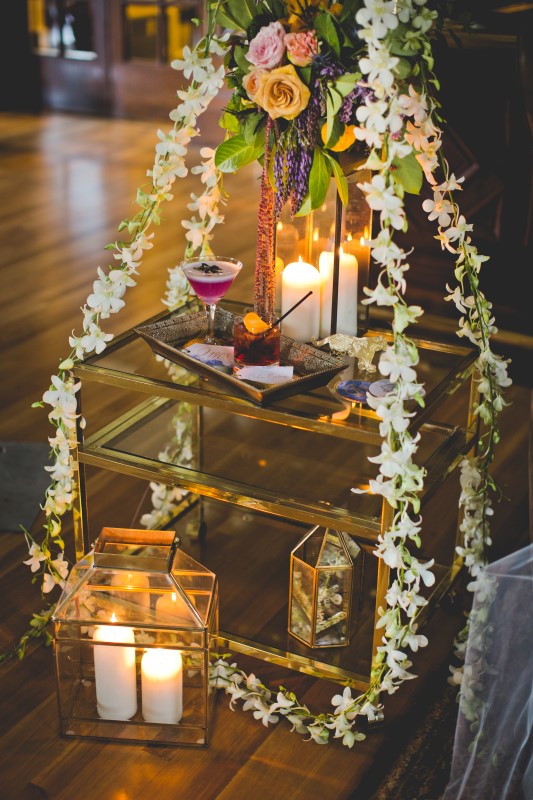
[181,257,243,344]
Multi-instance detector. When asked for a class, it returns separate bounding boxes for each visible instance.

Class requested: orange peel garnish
[243,312,270,334]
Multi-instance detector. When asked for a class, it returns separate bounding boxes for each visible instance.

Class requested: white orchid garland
[5,33,228,660]
[8,0,508,750]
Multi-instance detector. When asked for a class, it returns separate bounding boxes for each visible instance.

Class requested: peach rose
[285,31,318,67]
[254,64,310,120]
[242,68,267,100]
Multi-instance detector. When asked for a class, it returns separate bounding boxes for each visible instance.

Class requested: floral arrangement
[4,0,511,753]
[212,0,424,318]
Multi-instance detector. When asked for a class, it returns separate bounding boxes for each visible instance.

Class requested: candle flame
[277,221,283,231]
[171,593,176,602]
[346,233,353,242]
[110,612,118,623]
[313,228,319,242]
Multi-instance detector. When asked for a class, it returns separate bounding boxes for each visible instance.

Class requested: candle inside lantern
[141,648,183,724]
[281,257,321,341]
[111,571,150,609]
[93,613,137,720]
[318,247,358,338]
[155,591,195,626]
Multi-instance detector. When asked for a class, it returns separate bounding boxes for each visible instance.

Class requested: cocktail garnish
[194,262,224,274]
[243,312,270,334]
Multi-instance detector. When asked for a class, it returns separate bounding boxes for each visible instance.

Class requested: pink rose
[284,31,318,67]
[246,21,286,70]
[242,68,267,100]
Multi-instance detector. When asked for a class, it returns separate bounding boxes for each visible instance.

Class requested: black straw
[272,291,313,328]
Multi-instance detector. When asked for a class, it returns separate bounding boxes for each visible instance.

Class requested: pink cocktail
[181,257,242,344]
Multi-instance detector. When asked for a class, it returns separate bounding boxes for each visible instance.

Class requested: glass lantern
[288,526,360,648]
[275,161,372,338]
[52,527,218,746]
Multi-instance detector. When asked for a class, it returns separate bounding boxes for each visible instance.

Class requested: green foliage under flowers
[210,0,424,212]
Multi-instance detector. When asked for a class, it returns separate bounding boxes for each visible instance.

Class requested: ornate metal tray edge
[134,308,347,406]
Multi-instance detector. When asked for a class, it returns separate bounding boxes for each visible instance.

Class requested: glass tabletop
[77,300,477,446]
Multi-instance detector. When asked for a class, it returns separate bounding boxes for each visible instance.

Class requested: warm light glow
[346,233,353,242]
[277,221,283,231]
[313,228,319,242]
[171,592,176,602]
[110,612,118,623]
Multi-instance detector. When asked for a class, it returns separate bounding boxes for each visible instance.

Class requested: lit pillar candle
[155,591,195,625]
[111,571,150,609]
[319,247,358,338]
[281,257,321,341]
[93,614,137,720]
[141,649,183,724]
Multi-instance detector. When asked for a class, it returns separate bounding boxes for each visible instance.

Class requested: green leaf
[326,89,343,142]
[31,401,44,408]
[215,6,245,31]
[314,13,341,58]
[325,154,349,206]
[334,73,360,98]
[299,66,312,85]
[214,134,264,173]
[296,148,331,215]
[219,110,240,134]
[391,152,423,195]
[394,57,412,80]
[241,112,264,144]
[233,44,251,74]
[324,114,343,149]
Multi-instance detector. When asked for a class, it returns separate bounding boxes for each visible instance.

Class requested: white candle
[141,649,183,724]
[110,571,150,609]
[319,247,358,338]
[281,258,321,341]
[155,591,195,626]
[93,614,137,720]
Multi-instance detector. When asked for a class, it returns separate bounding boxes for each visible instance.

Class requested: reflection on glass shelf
[174,499,377,687]
[79,300,477,442]
[81,392,468,534]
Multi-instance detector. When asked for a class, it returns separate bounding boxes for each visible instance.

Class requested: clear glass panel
[290,558,315,645]
[123,3,158,61]
[315,566,351,647]
[55,640,210,744]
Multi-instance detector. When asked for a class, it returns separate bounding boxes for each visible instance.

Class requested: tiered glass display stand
[73,300,478,692]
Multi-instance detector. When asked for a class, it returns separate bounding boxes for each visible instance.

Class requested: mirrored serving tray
[134,308,347,406]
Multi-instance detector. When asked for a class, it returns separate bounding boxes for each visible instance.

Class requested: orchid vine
[5,0,509,754]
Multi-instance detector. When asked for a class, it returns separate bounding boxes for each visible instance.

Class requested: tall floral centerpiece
[6,0,511,749]
[212,0,423,321]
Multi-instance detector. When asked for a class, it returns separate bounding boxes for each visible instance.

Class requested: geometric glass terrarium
[288,526,360,648]
[52,527,218,747]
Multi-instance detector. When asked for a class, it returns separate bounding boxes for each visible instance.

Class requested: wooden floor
[0,112,530,800]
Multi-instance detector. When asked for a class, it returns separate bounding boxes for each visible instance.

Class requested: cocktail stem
[206,303,216,344]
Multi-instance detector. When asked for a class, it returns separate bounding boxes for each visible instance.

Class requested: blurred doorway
[26,0,203,117]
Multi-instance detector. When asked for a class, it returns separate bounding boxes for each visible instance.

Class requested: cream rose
[253,65,310,121]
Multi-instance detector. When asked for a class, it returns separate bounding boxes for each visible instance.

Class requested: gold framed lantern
[288,526,361,649]
[275,162,372,339]
[52,527,218,746]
